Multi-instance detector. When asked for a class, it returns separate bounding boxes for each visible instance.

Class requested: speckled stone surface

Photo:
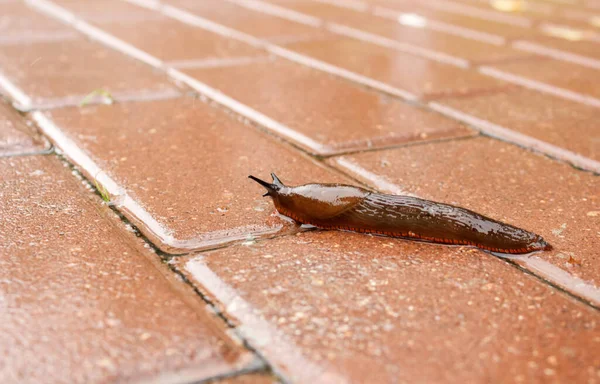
[0,100,48,156]
[177,231,600,383]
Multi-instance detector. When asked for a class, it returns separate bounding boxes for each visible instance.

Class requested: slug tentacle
[248,175,551,254]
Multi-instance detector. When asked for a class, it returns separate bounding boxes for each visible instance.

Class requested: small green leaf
[79,89,114,107]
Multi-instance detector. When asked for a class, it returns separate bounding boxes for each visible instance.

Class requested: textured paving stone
[487,57,600,99]
[177,231,600,383]
[0,39,178,109]
[519,34,600,60]
[269,0,530,64]
[170,0,330,41]
[0,155,254,384]
[285,37,513,99]
[97,18,265,63]
[185,57,474,155]
[0,100,47,156]
[330,137,600,296]
[45,98,349,252]
[51,0,160,22]
[434,87,600,161]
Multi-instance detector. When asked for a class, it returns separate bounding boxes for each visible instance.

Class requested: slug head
[248,173,285,197]
[249,173,369,221]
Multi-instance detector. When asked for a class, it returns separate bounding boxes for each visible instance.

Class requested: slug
[249,173,552,254]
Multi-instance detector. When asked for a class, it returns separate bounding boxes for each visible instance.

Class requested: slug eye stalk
[248,173,284,197]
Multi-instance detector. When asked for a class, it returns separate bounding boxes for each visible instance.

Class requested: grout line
[311,0,368,12]
[166,55,273,70]
[479,66,600,108]
[0,146,54,158]
[0,71,32,110]
[226,0,323,27]
[334,157,413,195]
[421,0,533,27]
[428,102,600,173]
[511,40,600,71]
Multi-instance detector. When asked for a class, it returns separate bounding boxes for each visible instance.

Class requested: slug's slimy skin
[249,173,552,255]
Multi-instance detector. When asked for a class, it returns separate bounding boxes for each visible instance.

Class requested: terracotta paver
[329,137,600,301]
[0,99,48,156]
[518,34,600,61]
[285,37,513,99]
[96,18,266,64]
[0,38,179,109]
[0,1,77,44]
[0,155,254,383]
[184,57,474,155]
[267,0,532,64]
[176,231,600,383]
[485,57,600,100]
[170,0,330,42]
[432,87,600,162]
[44,97,349,252]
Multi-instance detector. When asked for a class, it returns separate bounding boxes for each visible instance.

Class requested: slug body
[249,174,552,255]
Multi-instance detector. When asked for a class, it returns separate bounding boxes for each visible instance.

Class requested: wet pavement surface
[0,0,599,382]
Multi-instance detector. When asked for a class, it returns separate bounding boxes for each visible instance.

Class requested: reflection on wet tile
[286,37,512,99]
[185,58,473,155]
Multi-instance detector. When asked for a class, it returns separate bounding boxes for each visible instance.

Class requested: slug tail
[248,175,279,197]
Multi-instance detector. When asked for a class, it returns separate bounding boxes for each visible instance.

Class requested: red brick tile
[0,1,76,44]
[286,37,512,99]
[44,98,349,252]
[170,0,329,41]
[176,231,600,383]
[0,155,254,383]
[330,137,600,303]
[96,18,265,63]
[0,100,48,156]
[0,39,179,109]
[486,57,600,100]
[269,0,530,64]
[184,58,474,155]
[433,87,600,162]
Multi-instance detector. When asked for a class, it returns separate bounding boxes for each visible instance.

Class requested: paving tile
[96,18,265,63]
[0,39,179,109]
[434,87,600,161]
[44,97,349,252]
[0,1,77,44]
[0,100,48,156]
[184,57,474,155]
[487,57,600,100]
[176,231,600,383]
[0,155,254,384]
[285,36,513,99]
[329,137,600,299]
[269,0,531,64]
[170,0,330,41]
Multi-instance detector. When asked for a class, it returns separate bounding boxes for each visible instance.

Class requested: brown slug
[249,173,552,254]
